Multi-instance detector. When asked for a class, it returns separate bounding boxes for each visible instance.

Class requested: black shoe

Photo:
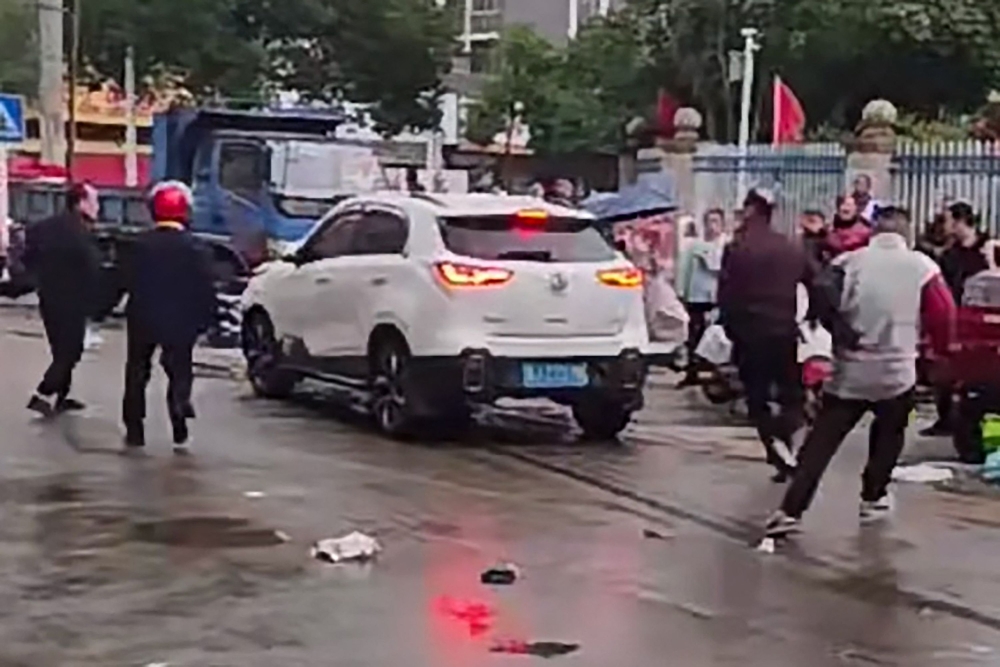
[27,394,54,418]
[920,421,952,437]
[180,402,196,419]
[123,423,145,449]
[55,397,86,413]
[171,418,189,447]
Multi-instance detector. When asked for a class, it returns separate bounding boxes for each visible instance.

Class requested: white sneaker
[860,492,894,523]
[84,326,104,351]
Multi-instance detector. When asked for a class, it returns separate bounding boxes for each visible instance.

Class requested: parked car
[240,192,652,439]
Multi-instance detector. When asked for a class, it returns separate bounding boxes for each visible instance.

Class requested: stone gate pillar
[844,99,897,212]
[653,107,702,215]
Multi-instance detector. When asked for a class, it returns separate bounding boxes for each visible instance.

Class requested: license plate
[521,362,589,388]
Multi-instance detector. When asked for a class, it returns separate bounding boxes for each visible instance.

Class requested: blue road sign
[0,94,25,143]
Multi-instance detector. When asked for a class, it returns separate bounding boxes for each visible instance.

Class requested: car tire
[242,311,298,399]
[370,336,417,438]
[573,397,633,441]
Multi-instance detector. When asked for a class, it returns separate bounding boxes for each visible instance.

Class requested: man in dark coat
[24,182,101,417]
[122,181,216,454]
[718,188,815,481]
[921,201,990,437]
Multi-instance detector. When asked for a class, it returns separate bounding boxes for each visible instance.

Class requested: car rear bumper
[404,348,647,415]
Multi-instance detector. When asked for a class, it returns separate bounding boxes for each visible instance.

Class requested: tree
[77,0,457,134]
[270,0,457,135]
[0,0,39,95]
[468,21,652,154]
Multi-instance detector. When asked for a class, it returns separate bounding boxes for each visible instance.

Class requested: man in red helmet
[121,181,216,454]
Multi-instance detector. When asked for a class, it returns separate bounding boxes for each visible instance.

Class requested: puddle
[0,476,87,505]
[130,517,286,548]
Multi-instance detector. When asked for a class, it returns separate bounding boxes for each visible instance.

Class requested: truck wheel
[369,336,417,438]
[242,312,298,399]
[573,397,633,441]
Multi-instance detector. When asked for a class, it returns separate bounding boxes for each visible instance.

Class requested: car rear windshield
[439,215,615,263]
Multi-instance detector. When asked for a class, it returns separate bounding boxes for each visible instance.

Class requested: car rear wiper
[496,250,553,261]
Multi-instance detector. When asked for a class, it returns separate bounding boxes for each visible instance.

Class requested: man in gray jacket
[766,206,956,537]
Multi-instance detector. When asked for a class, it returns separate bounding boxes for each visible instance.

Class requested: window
[439,215,615,263]
[99,196,124,225]
[352,211,408,255]
[219,142,264,199]
[307,213,361,260]
[124,197,152,226]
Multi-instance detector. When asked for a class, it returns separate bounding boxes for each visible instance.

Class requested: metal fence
[693,143,846,235]
[893,140,1000,237]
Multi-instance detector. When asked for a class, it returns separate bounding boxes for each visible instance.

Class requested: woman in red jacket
[826,194,872,257]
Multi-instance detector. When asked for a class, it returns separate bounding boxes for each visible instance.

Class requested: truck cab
[153,108,362,266]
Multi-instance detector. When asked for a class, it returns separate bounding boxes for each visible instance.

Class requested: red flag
[772,76,805,145]
[655,89,680,138]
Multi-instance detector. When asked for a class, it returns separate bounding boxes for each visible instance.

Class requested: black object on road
[490,640,580,658]
[481,563,519,585]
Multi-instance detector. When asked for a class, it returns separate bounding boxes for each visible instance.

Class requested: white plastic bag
[311,531,381,563]
[695,323,732,366]
[643,271,689,345]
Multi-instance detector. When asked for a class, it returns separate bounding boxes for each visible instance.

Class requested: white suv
[241,192,651,439]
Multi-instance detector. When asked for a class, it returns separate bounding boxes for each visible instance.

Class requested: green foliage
[77,0,457,134]
[0,0,39,95]
[474,0,1000,150]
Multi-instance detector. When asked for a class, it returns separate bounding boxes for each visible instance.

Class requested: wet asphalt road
[3,309,1000,666]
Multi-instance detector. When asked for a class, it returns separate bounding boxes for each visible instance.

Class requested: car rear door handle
[371,277,387,286]
[315,277,330,284]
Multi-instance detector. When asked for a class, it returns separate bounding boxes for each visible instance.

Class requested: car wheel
[573,397,633,441]
[370,337,416,437]
[242,312,298,399]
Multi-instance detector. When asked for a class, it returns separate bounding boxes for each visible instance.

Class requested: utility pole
[124,46,137,187]
[568,0,579,39]
[67,0,81,179]
[37,0,64,165]
[736,27,760,204]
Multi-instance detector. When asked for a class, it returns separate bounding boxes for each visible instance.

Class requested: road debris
[243,491,266,499]
[891,463,953,484]
[311,531,381,564]
[490,640,580,658]
[481,562,520,585]
[642,528,668,540]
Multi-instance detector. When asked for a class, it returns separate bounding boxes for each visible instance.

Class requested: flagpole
[736,27,759,205]
[772,75,780,147]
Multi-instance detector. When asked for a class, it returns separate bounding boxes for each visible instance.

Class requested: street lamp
[736,27,760,204]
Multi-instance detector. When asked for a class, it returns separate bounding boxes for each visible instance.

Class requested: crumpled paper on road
[311,531,381,563]
[891,464,953,484]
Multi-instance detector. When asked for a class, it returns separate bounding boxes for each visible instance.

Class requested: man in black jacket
[24,182,101,417]
[122,181,216,454]
[921,202,990,437]
[719,188,814,481]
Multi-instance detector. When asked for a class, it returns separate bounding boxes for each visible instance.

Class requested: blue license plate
[521,362,589,388]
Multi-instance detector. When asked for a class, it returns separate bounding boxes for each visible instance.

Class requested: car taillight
[596,267,643,288]
[434,261,513,288]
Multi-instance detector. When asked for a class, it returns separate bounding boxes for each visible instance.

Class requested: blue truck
[152,106,354,265]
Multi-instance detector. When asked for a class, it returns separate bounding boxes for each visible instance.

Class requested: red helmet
[148,180,193,223]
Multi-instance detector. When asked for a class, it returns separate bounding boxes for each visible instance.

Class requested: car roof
[362,191,593,220]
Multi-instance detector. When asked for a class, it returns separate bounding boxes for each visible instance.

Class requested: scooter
[694,286,833,422]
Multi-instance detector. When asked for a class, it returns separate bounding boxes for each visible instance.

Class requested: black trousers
[732,334,803,469]
[781,389,914,518]
[37,299,87,400]
[683,302,714,379]
[122,320,195,429]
